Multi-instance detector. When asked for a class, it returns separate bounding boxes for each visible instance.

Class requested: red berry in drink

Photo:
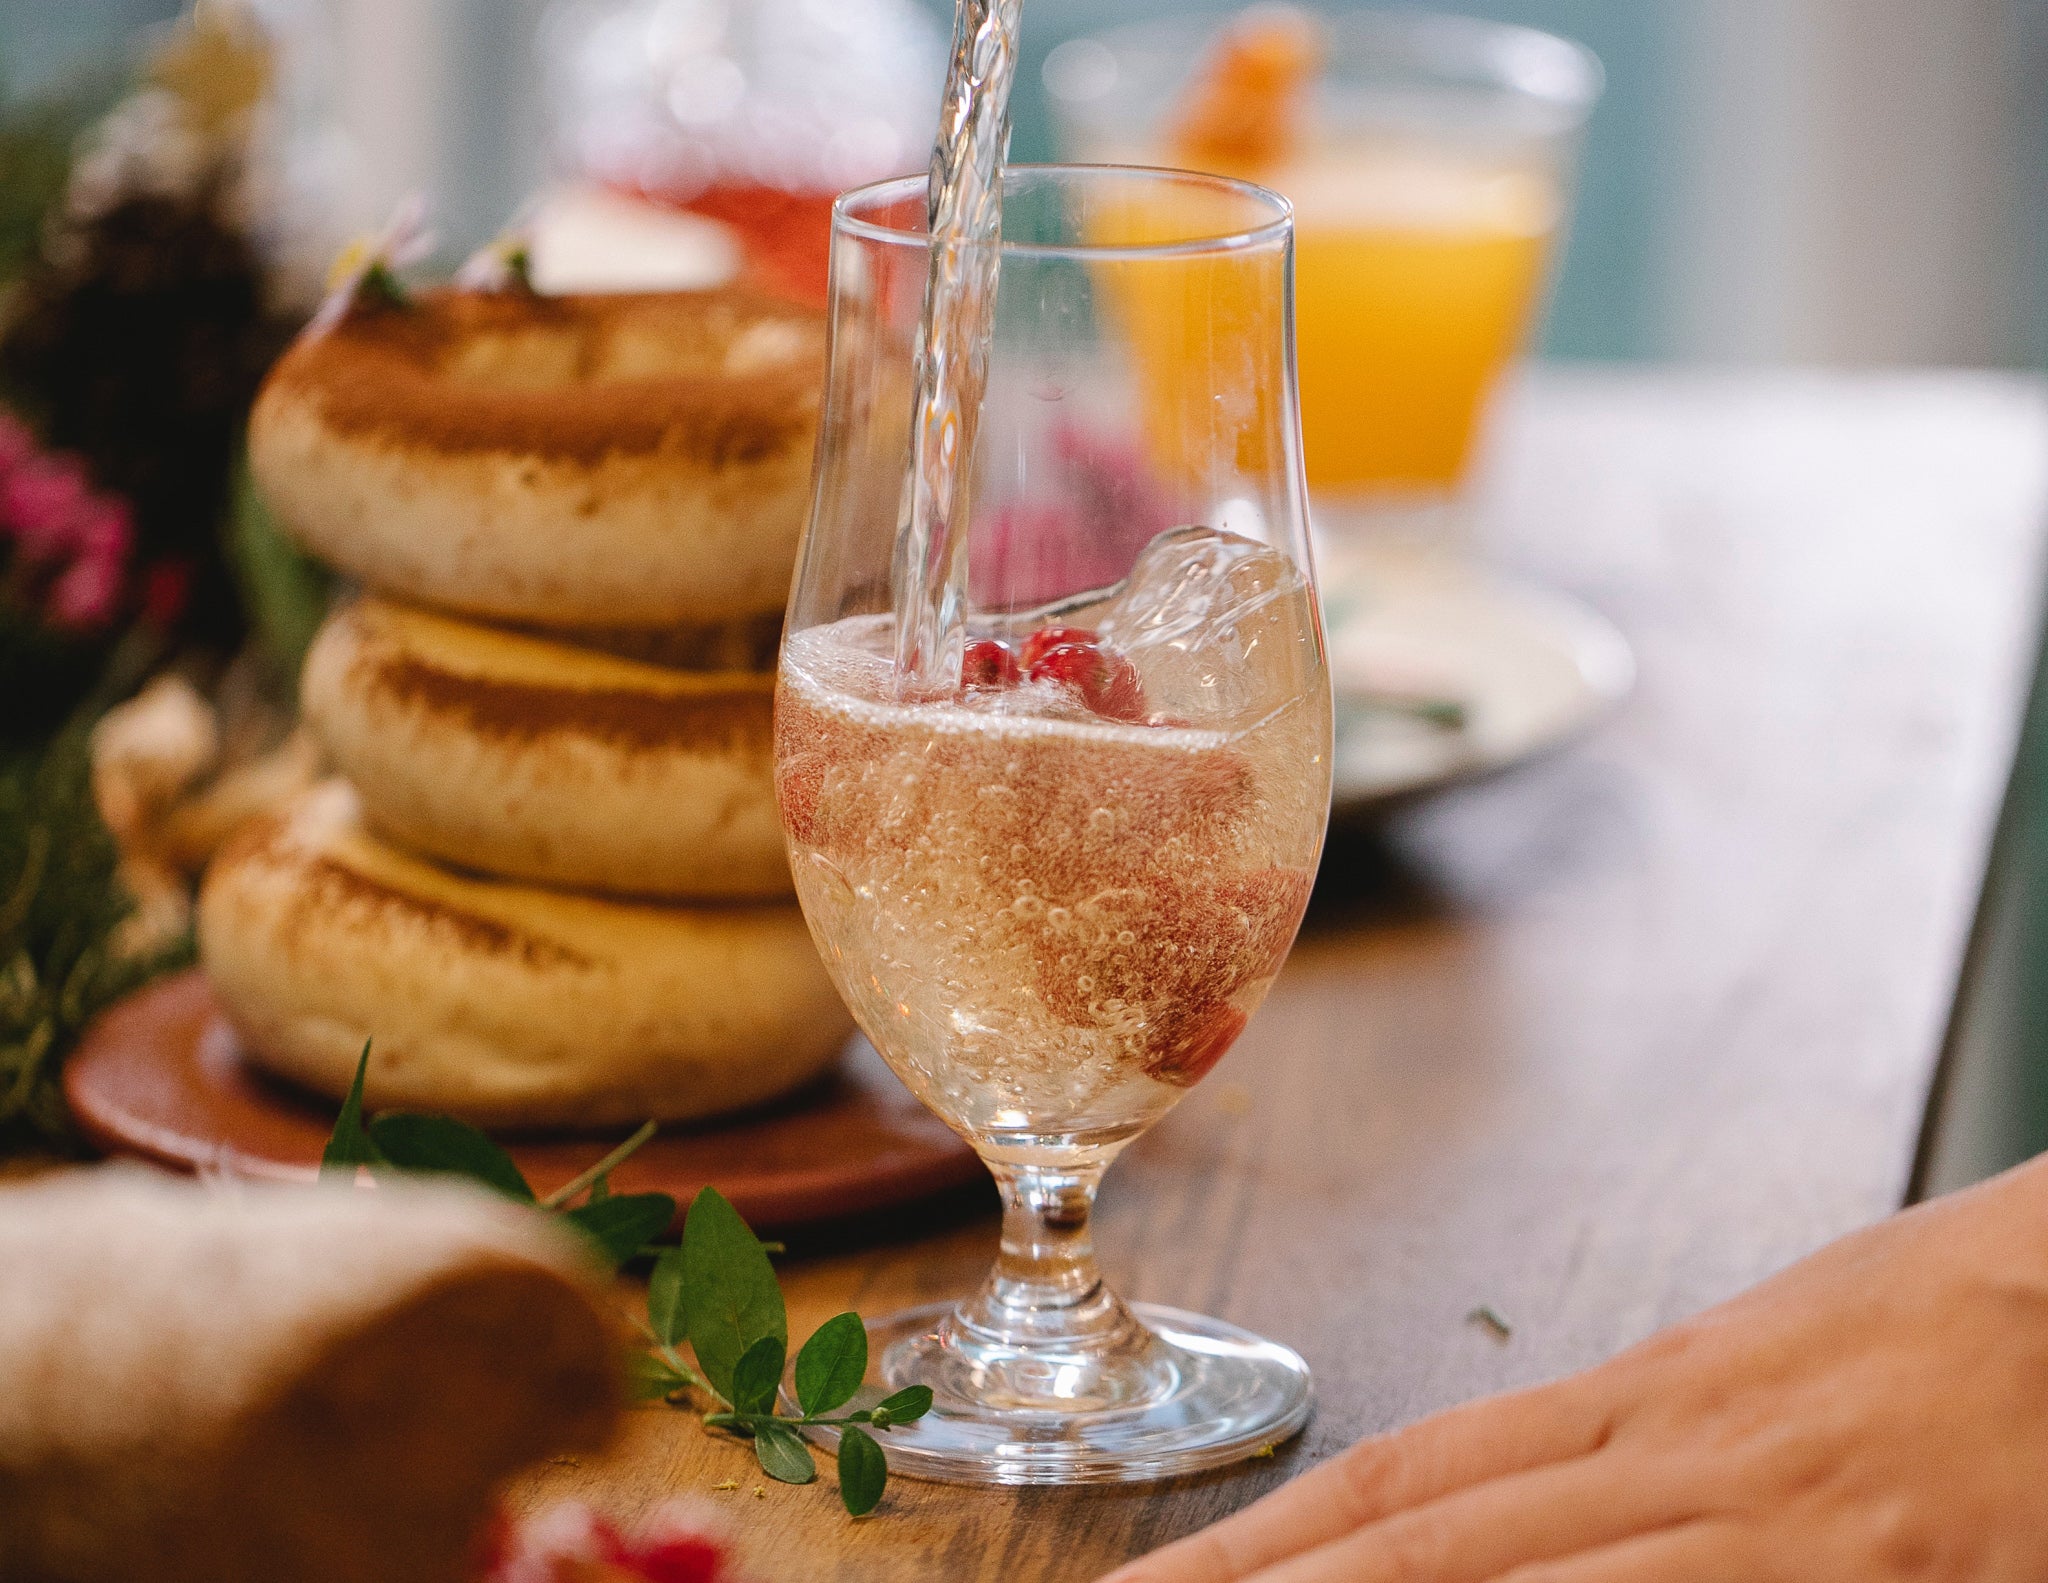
[962,637,1020,689]
[1028,640,1147,723]
[1146,1002,1249,1086]
[1021,624,1099,670]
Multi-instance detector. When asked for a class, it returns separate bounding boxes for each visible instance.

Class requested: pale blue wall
[0,0,179,102]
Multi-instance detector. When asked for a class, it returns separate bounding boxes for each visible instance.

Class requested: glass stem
[953,1159,1148,1355]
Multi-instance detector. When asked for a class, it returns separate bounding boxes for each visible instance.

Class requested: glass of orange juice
[1046,8,1601,527]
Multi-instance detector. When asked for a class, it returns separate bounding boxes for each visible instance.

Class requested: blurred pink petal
[0,412,35,476]
[971,499,1093,608]
[969,423,1181,610]
[72,496,134,563]
[1051,419,1177,545]
[4,455,92,561]
[46,549,124,630]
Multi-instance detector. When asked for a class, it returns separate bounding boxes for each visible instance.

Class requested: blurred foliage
[227,456,332,687]
[0,51,283,1154]
[0,110,75,290]
[0,720,192,1152]
[0,73,122,293]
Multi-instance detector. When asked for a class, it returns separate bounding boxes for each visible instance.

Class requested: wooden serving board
[64,971,984,1233]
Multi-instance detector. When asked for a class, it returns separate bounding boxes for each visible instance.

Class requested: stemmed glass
[775,164,1333,1483]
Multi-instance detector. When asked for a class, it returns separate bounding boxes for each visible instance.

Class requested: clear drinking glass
[1045,11,1601,522]
[775,164,1333,1483]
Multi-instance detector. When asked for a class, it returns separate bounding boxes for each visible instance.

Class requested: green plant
[323,1047,930,1517]
[0,725,192,1148]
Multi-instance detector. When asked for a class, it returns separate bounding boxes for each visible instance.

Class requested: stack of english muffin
[198,285,850,1130]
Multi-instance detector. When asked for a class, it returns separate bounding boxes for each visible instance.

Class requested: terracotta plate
[64,971,984,1232]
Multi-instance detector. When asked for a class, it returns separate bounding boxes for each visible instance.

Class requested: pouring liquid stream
[890,0,1026,692]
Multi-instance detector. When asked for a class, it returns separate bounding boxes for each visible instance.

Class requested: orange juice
[1283,145,1557,491]
[1047,8,1598,505]
[1096,144,1555,502]
[1086,187,1295,492]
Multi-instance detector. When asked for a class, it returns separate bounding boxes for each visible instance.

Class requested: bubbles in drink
[778,529,1329,1152]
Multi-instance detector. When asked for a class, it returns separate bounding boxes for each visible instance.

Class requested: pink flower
[72,496,134,564]
[45,547,124,630]
[0,412,35,477]
[3,455,92,563]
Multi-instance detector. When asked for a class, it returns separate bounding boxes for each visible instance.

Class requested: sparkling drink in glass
[776,164,1332,1483]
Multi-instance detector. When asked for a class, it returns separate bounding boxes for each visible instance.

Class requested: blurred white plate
[1323,542,1634,812]
[526,186,739,294]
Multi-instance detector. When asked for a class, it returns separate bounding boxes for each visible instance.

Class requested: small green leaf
[562,1192,676,1269]
[731,1334,786,1417]
[586,1171,611,1204]
[627,1352,692,1402]
[753,1422,816,1485]
[873,1385,933,1425]
[367,1112,535,1202]
[837,1425,887,1515]
[648,1246,687,1348]
[681,1187,786,1403]
[359,259,411,308]
[320,1041,385,1175]
[794,1313,868,1416]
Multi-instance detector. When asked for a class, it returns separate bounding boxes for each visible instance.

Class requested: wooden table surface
[519,369,2048,1581]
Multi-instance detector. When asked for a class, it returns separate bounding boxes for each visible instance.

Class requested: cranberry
[624,1536,728,1583]
[1146,1002,1249,1086]
[1020,624,1099,671]
[962,637,1021,689]
[1028,640,1147,722]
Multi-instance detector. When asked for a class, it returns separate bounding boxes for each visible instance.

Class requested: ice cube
[1099,526,1317,728]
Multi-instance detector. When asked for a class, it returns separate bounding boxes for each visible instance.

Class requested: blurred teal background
[0,0,177,97]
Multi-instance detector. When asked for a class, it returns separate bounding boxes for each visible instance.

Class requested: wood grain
[514,370,2048,1580]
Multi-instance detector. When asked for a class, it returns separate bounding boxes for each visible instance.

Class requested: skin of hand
[1102,1154,2048,1583]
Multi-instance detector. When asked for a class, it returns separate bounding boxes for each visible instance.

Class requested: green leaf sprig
[321,1042,672,1271]
[639,1188,932,1516]
[321,1044,929,1517]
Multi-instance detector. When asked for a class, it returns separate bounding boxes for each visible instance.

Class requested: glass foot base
[797,1301,1312,1486]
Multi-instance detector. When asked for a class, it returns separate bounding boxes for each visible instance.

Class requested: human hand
[1103,1156,2048,1581]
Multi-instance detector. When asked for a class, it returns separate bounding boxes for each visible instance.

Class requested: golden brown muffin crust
[263,287,824,467]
